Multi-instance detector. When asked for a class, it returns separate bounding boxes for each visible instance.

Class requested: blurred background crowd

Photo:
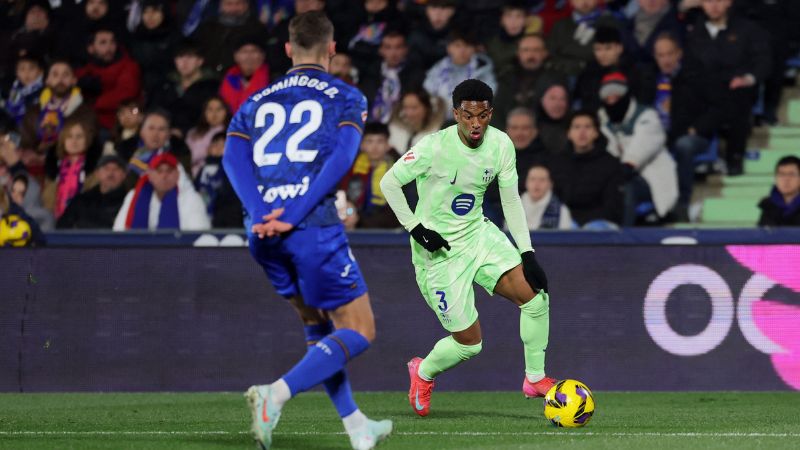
[1,0,799,246]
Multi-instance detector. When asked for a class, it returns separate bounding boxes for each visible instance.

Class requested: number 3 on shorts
[435,290,447,311]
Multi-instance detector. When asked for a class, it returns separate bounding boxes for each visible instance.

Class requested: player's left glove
[521,251,548,293]
[410,224,451,253]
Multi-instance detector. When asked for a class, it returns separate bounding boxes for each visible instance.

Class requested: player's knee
[455,340,482,361]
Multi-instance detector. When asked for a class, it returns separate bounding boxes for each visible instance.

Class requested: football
[543,379,595,428]
[0,214,33,247]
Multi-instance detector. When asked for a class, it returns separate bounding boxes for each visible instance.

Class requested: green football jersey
[389,124,518,263]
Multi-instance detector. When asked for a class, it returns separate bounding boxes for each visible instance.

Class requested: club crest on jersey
[402,151,416,164]
[483,168,494,183]
[451,193,476,216]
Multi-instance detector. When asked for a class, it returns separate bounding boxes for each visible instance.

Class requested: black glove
[410,224,451,252]
[621,163,637,182]
[521,251,548,293]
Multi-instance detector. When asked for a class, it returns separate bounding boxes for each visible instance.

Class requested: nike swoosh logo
[450,171,458,184]
[422,236,429,243]
[414,388,424,411]
[261,394,270,423]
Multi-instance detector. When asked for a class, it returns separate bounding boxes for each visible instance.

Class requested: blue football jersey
[226,64,367,229]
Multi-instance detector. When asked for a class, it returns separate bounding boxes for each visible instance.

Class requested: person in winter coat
[758,156,800,227]
[597,72,678,226]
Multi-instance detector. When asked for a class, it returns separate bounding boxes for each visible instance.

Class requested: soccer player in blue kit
[222,11,392,450]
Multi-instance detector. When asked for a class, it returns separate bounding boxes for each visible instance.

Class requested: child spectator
[339,122,399,228]
[520,164,573,230]
[193,132,242,227]
[758,156,800,227]
[219,35,269,113]
[109,99,144,152]
[423,30,496,119]
[186,96,231,177]
[114,152,210,231]
[3,54,45,125]
[56,154,128,229]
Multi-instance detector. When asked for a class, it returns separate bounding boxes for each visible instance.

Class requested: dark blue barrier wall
[1,244,798,392]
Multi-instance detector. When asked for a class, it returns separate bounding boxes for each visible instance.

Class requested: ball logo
[451,194,475,216]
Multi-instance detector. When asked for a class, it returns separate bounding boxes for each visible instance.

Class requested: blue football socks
[296,323,366,417]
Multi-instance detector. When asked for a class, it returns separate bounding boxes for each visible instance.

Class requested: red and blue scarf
[124,175,180,229]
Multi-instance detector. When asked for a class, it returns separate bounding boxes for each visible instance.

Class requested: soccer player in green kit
[380,79,555,417]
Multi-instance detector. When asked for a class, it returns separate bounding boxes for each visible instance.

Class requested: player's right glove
[521,251,548,293]
[410,224,451,253]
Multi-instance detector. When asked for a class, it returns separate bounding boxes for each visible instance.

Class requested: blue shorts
[248,224,368,311]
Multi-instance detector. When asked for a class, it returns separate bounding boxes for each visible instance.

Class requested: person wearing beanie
[597,71,678,226]
[113,152,209,231]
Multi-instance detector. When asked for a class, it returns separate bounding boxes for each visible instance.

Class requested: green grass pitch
[1,391,798,449]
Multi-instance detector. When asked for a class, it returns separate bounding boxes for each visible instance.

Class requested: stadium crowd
[1,0,799,240]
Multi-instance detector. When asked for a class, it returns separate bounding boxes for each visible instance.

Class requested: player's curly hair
[452,79,494,110]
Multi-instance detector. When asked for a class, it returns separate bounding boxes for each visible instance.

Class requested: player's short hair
[568,110,599,130]
[452,79,494,109]
[776,155,800,173]
[363,122,390,138]
[289,11,334,53]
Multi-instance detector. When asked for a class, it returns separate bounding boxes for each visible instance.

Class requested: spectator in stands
[191,0,266,75]
[547,0,622,77]
[339,122,399,228]
[76,26,142,131]
[408,0,458,69]
[424,30,496,120]
[521,164,573,230]
[506,107,550,192]
[118,109,192,183]
[492,34,565,129]
[20,60,97,166]
[575,26,640,113]
[348,0,406,76]
[485,1,528,79]
[0,173,46,246]
[56,154,127,229]
[6,2,55,80]
[266,0,326,79]
[550,111,624,226]
[3,54,45,126]
[113,152,210,231]
[388,89,444,156]
[186,96,230,177]
[360,30,425,124]
[628,0,682,65]
[58,0,127,66]
[330,52,358,85]
[640,33,698,221]
[683,0,770,176]
[148,40,220,136]
[43,118,100,219]
[130,0,177,99]
[597,72,678,225]
[219,35,269,114]
[758,156,800,227]
[536,82,571,154]
[0,113,54,230]
[108,99,143,153]
[193,132,242,227]
[526,0,573,36]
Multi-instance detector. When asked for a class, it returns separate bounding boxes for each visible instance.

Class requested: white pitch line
[0,431,797,438]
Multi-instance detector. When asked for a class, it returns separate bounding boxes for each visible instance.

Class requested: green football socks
[520,291,550,378]
[418,335,482,380]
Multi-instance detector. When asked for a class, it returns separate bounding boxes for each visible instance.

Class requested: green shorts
[413,219,522,332]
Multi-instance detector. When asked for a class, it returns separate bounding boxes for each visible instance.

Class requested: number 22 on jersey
[253,100,323,167]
